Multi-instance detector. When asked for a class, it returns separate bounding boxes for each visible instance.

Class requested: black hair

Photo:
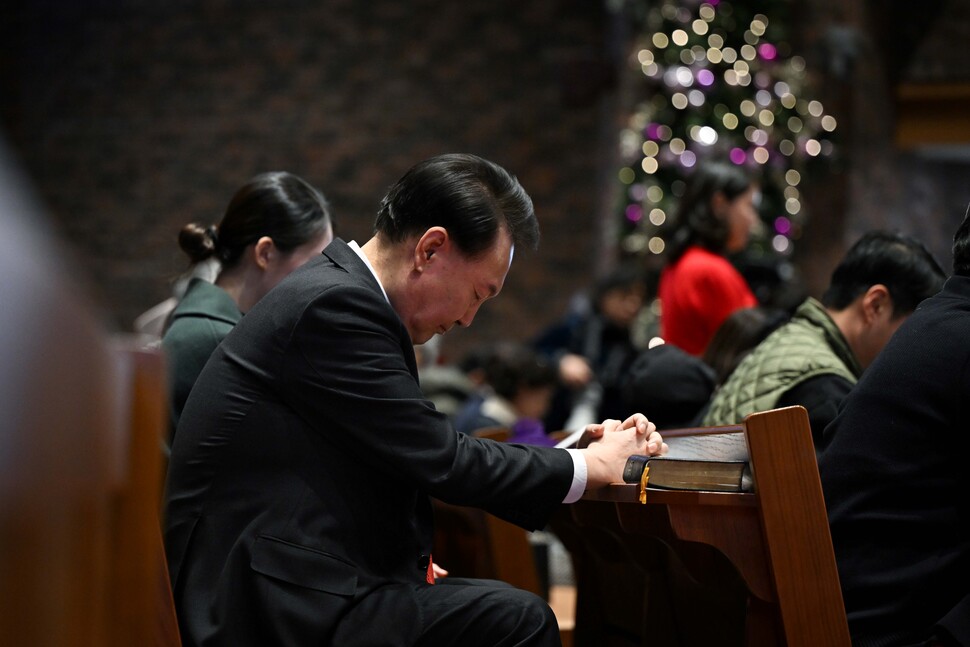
[589,264,646,314]
[821,230,946,317]
[178,171,332,269]
[374,153,538,257]
[702,306,790,385]
[480,342,557,400]
[953,203,970,277]
[666,161,754,263]
[458,345,494,375]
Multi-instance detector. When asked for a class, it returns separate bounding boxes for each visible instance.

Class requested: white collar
[347,240,390,304]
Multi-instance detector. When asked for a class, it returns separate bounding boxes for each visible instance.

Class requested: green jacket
[161,278,241,437]
[702,298,862,426]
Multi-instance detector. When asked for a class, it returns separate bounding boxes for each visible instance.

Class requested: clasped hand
[580,413,667,489]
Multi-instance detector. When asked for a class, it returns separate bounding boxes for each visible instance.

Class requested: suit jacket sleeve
[276,279,574,530]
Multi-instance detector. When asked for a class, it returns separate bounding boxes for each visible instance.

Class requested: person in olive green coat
[702,230,945,445]
[162,172,334,440]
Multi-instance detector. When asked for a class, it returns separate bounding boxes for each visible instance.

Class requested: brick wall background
[1,0,625,361]
[2,0,970,361]
[790,0,970,295]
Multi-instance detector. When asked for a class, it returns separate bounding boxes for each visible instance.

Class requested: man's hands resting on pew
[579,413,667,489]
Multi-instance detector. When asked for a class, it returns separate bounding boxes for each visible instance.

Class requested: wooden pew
[0,332,179,645]
[0,159,177,645]
[106,338,181,647]
[0,284,120,647]
[567,406,849,647]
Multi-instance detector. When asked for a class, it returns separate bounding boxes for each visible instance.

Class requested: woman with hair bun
[658,161,759,356]
[162,171,334,437]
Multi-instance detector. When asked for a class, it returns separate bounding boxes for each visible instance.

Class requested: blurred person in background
[534,264,646,431]
[703,230,945,445]
[658,161,759,356]
[453,341,559,446]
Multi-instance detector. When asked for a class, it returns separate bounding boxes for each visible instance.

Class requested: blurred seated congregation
[2,0,970,646]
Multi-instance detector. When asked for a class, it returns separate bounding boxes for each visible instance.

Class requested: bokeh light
[616,0,835,265]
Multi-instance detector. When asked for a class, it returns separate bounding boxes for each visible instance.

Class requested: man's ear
[861,284,893,324]
[253,236,275,270]
[414,227,448,271]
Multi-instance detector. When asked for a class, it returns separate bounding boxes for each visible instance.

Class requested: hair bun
[178,222,219,264]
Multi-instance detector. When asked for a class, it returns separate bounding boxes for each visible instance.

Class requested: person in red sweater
[658,162,759,355]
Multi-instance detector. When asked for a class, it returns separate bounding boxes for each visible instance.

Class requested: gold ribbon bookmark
[638,465,650,504]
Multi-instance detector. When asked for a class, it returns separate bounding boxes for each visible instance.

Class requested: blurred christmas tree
[616,0,837,294]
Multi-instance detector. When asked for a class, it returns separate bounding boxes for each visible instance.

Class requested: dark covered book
[623,455,752,492]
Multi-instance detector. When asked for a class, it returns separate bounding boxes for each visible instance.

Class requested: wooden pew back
[744,405,848,644]
[106,338,181,647]
[0,327,177,645]
[569,406,849,646]
[0,157,177,645]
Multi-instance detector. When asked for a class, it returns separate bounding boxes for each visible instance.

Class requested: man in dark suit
[164,154,666,646]
[819,209,970,646]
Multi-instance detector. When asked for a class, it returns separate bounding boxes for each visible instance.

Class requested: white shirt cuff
[562,448,588,504]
